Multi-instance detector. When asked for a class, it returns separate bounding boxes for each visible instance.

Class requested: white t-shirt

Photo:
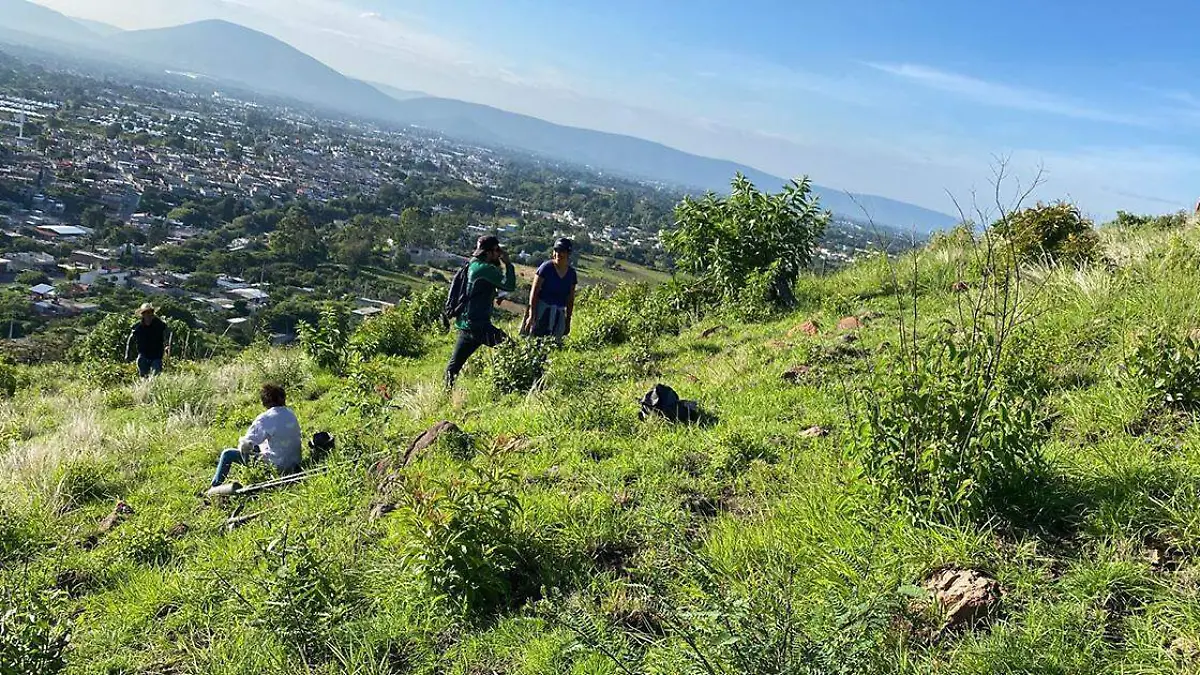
[240,406,302,471]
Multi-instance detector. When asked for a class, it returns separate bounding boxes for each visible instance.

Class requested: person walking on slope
[125,303,171,378]
[522,237,578,339]
[207,383,302,495]
[444,235,516,387]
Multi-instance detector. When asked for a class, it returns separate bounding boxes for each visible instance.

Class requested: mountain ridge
[0,2,958,231]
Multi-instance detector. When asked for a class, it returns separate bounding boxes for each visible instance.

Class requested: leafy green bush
[1110,210,1189,231]
[484,338,552,395]
[79,360,136,389]
[68,313,130,363]
[407,284,446,332]
[398,463,522,613]
[1127,331,1200,412]
[0,585,69,675]
[298,305,352,374]
[571,283,689,350]
[0,359,18,399]
[253,534,358,660]
[664,174,828,306]
[0,509,38,564]
[856,337,1047,521]
[351,306,423,359]
[113,524,172,566]
[710,430,778,480]
[54,462,120,509]
[993,202,1100,264]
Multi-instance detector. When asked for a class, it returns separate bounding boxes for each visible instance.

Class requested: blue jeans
[137,356,163,378]
[211,448,248,487]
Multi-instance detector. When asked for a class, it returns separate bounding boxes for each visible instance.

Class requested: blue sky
[33,0,1200,218]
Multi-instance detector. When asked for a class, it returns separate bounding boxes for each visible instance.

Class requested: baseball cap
[472,235,501,257]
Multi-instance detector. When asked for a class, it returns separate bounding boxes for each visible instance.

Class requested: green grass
[4,222,1200,673]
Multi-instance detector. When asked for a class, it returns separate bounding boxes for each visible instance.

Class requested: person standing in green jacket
[444,235,517,387]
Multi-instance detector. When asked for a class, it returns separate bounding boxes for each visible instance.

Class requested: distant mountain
[388,97,958,232]
[0,7,957,231]
[0,0,102,46]
[107,20,399,119]
[74,18,123,37]
[365,80,425,102]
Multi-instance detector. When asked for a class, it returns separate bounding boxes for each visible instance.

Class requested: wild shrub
[1127,331,1200,413]
[856,336,1047,522]
[0,509,38,563]
[407,284,446,332]
[484,338,552,395]
[298,305,353,374]
[0,584,69,675]
[54,461,119,509]
[665,174,828,307]
[252,534,358,661]
[79,360,135,389]
[710,430,778,480]
[351,305,423,359]
[0,360,18,399]
[113,524,173,566]
[398,463,522,613]
[993,202,1100,265]
[571,283,689,350]
[68,312,130,363]
[1111,210,1189,231]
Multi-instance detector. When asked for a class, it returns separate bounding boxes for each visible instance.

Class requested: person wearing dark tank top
[523,238,579,338]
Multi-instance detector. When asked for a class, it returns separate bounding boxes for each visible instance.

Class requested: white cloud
[868,62,1149,126]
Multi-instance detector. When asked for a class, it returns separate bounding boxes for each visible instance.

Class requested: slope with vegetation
[3,175,1200,673]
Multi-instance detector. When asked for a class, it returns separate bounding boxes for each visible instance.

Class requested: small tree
[664,174,828,307]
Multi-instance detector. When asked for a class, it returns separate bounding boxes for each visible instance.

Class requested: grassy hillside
[4,218,1200,673]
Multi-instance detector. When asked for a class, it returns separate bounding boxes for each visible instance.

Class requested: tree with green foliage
[270,208,322,266]
[664,174,828,307]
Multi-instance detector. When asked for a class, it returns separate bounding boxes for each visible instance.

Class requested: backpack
[441,263,473,330]
[639,383,703,424]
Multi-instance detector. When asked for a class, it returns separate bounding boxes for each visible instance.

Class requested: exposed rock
[951,281,970,293]
[781,365,810,384]
[1170,636,1200,662]
[700,325,729,338]
[403,421,462,466]
[97,500,134,533]
[800,426,828,438]
[788,321,820,337]
[837,316,862,332]
[922,567,1001,628]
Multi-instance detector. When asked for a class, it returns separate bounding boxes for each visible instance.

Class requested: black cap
[473,235,501,257]
[553,237,573,253]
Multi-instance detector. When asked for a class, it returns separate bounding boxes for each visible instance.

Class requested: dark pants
[137,355,163,378]
[445,325,506,387]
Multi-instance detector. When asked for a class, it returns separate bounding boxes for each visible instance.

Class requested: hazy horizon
[27,0,1200,221]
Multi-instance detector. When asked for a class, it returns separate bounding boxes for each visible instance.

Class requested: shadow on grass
[986,460,1198,550]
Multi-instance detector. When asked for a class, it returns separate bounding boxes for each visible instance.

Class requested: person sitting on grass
[207,383,302,495]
